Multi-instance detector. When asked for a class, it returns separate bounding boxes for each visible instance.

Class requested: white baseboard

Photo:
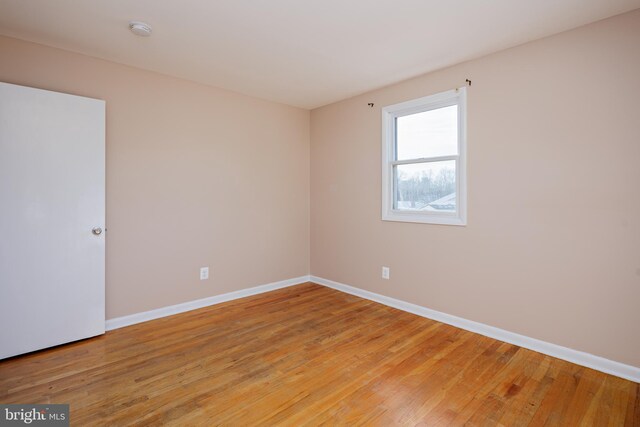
[105,275,311,331]
[310,275,640,383]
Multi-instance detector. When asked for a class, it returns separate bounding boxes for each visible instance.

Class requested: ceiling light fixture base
[129,21,152,37]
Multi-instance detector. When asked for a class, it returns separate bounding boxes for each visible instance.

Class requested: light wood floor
[0,283,638,426]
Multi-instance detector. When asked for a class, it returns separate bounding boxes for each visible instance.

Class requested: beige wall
[311,10,640,367]
[0,36,310,319]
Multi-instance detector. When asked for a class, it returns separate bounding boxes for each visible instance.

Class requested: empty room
[0,0,639,425]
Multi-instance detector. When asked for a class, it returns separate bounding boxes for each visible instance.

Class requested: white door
[0,82,105,359]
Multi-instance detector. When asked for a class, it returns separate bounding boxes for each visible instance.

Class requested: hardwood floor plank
[623,382,640,427]
[0,283,636,425]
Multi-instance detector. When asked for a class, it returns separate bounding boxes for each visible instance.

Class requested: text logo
[0,405,69,426]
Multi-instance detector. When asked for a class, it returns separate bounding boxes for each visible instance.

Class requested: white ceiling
[0,1,638,109]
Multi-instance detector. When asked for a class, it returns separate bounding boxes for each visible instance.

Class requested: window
[381,87,467,225]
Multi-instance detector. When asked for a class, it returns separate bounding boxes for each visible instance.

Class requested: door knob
[92,227,103,236]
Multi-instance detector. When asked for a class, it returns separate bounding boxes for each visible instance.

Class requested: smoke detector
[129,21,152,37]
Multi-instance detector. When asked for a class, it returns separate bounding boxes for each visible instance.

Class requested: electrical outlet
[382,266,390,280]
[200,267,209,280]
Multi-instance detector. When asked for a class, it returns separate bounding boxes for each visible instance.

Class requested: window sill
[382,211,466,226]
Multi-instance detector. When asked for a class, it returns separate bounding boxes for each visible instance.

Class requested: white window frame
[381,87,467,225]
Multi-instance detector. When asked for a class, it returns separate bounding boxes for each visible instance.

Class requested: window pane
[396,105,458,160]
[394,161,456,212]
